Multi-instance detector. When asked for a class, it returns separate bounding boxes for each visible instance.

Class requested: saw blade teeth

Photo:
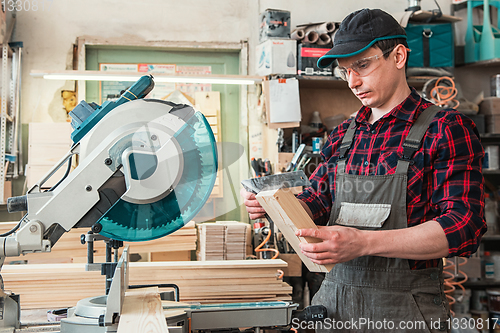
[99,111,217,241]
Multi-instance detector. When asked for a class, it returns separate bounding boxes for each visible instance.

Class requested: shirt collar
[355,87,424,124]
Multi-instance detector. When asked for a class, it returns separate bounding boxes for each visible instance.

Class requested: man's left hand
[296,226,367,265]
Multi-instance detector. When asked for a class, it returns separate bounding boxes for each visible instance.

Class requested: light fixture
[30,70,262,85]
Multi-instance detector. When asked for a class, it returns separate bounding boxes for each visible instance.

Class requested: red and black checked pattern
[298,88,486,270]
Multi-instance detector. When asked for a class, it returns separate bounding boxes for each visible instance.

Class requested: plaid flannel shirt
[297,88,486,269]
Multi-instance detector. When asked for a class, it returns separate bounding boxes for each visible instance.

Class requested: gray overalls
[312,105,450,332]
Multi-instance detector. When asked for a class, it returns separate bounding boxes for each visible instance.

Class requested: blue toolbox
[405,22,454,67]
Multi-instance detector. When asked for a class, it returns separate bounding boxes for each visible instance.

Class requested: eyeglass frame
[336,47,397,81]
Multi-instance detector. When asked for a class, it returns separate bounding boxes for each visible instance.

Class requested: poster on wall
[99,63,212,104]
[176,65,212,98]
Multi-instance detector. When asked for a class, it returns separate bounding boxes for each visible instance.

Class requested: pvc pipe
[291,28,305,41]
[303,30,319,44]
[316,33,332,46]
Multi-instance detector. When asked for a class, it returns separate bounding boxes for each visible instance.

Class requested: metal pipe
[12,47,22,178]
[87,232,94,264]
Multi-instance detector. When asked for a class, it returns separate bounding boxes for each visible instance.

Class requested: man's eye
[355,61,370,70]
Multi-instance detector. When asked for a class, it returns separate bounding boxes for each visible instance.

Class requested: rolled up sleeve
[297,162,332,226]
[432,114,486,257]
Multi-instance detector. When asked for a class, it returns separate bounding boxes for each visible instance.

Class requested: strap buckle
[399,155,415,165]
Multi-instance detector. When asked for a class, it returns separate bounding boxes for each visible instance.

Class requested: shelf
[294,75,429,89]
[463,279,500,288]
[483,170,500,175]
[305,152,321,159]
[457,58,500,68]
[296,76,347,89]
[483,234,500,241]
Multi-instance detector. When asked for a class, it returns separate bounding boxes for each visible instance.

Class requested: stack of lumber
[0,221,197,264]
[196,223,225,261]
[2,260,291,309]
[217,221,248,260]
[197,222,251,261]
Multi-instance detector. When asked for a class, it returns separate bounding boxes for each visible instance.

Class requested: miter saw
[0,75,297,332]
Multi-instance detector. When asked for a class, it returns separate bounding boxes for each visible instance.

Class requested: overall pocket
[335,202,391,228]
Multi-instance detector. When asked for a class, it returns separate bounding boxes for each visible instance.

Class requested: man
[242,8,485,332]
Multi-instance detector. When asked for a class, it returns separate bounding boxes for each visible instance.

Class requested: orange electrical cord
[443,257,468,318]
[429,76,460,109]
[277,269,284,279]
[255,228,280,259]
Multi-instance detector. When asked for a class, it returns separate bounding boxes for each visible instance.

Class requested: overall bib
[311,106,450,332]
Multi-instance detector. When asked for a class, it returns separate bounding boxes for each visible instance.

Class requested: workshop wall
[14,0,450,123]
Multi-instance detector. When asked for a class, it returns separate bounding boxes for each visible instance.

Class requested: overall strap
[395,105,442,174]
[336,118,357,174]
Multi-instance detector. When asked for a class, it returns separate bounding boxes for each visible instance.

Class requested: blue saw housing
[95,112,217,241]
[69,75,218,242]
[69,75,155,143]
[97,111,218,241]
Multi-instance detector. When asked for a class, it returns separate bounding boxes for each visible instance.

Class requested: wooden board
[28,144,70,166]
[194,92,223,198]
[150,251,191,262]
[0,221,196,264]
[28,122,73,144]
[25,165,70,189]
[27,123,74,189]
[256,188,334,273]
[117,286,169,333]
[279,253,302,277]
[2,260,291,309]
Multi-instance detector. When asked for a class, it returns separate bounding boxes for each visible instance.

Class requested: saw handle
[129,283,179,302]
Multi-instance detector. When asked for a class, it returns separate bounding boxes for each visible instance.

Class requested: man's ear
[394,44,408,70]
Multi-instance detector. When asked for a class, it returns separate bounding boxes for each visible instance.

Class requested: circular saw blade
[98,110,218,242]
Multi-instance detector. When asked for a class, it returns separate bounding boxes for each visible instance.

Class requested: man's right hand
[240,188,266,220]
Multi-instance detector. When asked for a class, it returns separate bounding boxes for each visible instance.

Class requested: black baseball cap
[317,8,407,68]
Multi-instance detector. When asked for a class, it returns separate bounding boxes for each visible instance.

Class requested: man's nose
[347,70,362,89]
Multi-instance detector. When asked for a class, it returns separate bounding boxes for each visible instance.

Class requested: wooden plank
[28,144,70,166]
[117,287,169,333]
[28,123,73,144]
[2,260,291,309]
[1,222,197,264]
[279,253,302,277]
[195,92,220,116]
[256,188,334,273]
[150,251,191,262]
[25,164,69,189]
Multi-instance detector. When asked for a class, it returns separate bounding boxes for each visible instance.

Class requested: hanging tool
[251,157,262,177]
[263,158,272,176]
[286,143,306,172]
[251,157,273,177]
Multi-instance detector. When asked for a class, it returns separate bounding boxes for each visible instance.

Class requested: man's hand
[295,221,450,264]
[240,188,266,220]
[296,226,367,265]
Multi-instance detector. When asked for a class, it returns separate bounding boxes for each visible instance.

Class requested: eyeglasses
[336,48,395,81]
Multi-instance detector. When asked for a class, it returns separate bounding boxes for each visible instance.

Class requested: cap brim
[317,35,407,68]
